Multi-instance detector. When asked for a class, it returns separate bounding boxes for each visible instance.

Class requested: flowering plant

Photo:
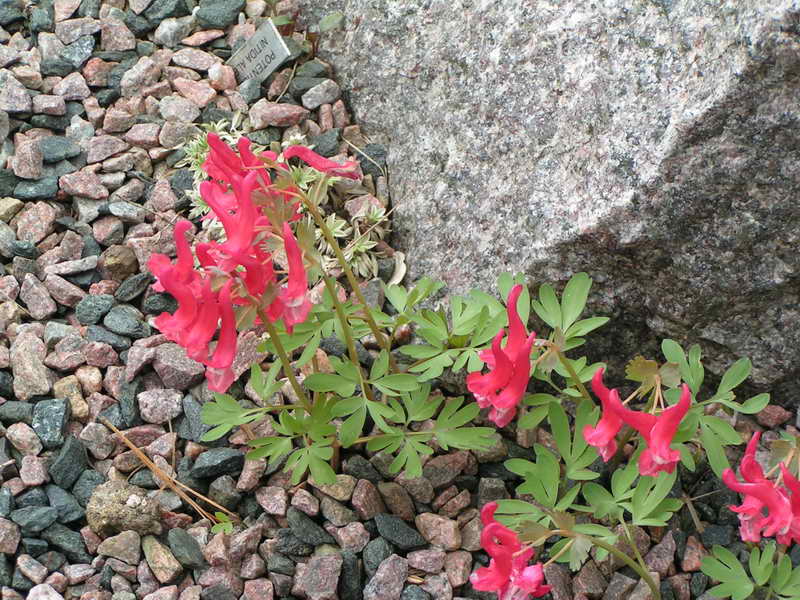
[148,134,796,600]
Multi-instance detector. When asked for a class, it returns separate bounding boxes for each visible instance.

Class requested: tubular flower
[148,135,358,392]
[597,373,692,477]
[723,468,793,539]
[471,502,551,600]
[583,367,624,461]
[282,145,362,179]
[467,284,536,428]
[722,432,800,545]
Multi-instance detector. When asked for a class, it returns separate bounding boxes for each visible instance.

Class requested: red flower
[610,382,691,477]
[471,502,551,600]
[723,468,793,540]
[467,285,535,428]
[283,145,361,179]
[583,367,624,461]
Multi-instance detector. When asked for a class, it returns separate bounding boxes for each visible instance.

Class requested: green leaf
[548,402,571,462]
[373,373,420,394]
[749,542,775,586]
[560,273,591,331]
[533,283,562,329]
[700,422,732,478]
[701,546,754,600]
[318,10,345,32]
[582,483,622,519]
[339,407,366,448]
[397,344,441,359]
[700,415,742,445]
[303,372,356,397]
[517,405,548,429]
[513,445,560,508]
[738,393,770,414]
[565,317,609,338]
[718,357,751,394]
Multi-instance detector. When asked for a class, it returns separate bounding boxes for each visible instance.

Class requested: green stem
[302,193,394,360]
[556,350,592,405]
[259,311,313,413]
[620,519,650,579]
[584,535,660,600]
[321,275,375,402]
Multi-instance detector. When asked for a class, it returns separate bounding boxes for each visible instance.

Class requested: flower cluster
[467,284,536,427]
[584,368,691,476]
[148,134,360,392]
[723,432,800,545]
[470,502,551,600]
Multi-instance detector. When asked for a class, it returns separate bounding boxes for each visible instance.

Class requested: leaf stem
[301,188,395,363]
[556,350,592,405]
[321,274,375,402]
[259,311,313,413]
[544,539,574,567]
[581,534,660,600]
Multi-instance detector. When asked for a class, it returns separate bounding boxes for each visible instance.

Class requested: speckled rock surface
[301,0,800,401]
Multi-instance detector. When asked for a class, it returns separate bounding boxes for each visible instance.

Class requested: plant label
[227,19,291,85]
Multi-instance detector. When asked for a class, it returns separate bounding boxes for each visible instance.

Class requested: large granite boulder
[300,0,800,402]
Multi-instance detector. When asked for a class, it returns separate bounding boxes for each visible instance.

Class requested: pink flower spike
[723,468,793,538]
[467,330,514,407]
[277,222,312,333]
[205,281,238,393]
[637,384,691,476]
[740,432,766,483]
[282,145,362,179]
[583,377,623,462]
[513,562,551,598]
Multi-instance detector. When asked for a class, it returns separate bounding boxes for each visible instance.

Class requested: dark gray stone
[0,556,10,588]
[363,536,392,579]
[0,488,13,517]
[103,305,150,338]
[0,169,18,197]
[190,448,244,479]
[41,522,92,563]
[75,294,116,325]
[168,527,206,569]
[49,436,88,489]
[72,469,106,507]
[286,507,337,546]
[176,395,212,443]
[343,454,382,484]
[115,273,153,302]
[39,137,82,163]
[142,292,177,315]
[195,0,244,28]
[401,586,431,600]
[374,513,426,551]
[63,35,95,70]
[45,484,85,523]
[13,177,58,200]
[339,550,363,600]
[295,59,329,79]
[86,324,131,351]
[0,401,33,425]
[31,398,70,450]
[0,0,24,25]
[15,488,49,508]
[11,240,41,259]
[267,552,295,576]
[10,506,59,533]
[309,128,340,158]
[274,528,313,556]
[144,0,189,23]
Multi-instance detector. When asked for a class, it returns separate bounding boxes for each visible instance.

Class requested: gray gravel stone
[76,294,115,324]
[49,435,88,489]
[287,506,337,546]
[31,398,70,450]
[374,513,426,551]
[167,528,205,569]
[190,448,244,479]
